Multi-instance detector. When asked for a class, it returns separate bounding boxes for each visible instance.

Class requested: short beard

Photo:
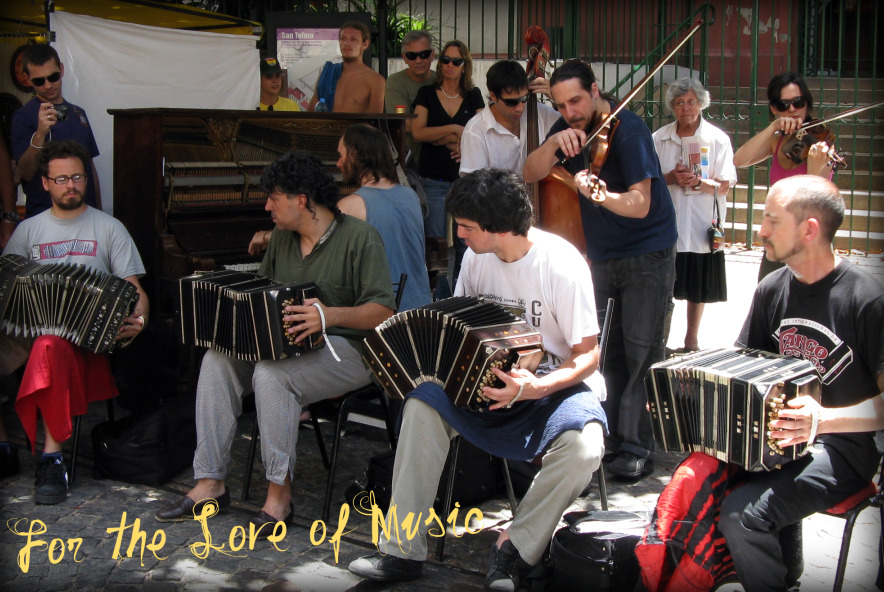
[53,192,84,210]
[341,160,361,186]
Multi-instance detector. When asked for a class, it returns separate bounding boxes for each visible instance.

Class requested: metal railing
[232,0,883,252]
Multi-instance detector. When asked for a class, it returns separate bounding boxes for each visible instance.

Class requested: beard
[53,189,84,210]
[763,237,805,262]
[341,159,361,186]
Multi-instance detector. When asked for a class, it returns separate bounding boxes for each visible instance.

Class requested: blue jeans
[591,245,675,458]
[421,177,452,238]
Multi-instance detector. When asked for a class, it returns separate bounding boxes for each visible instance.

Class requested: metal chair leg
[597,464,609,511]
[500,459,518,514]
[241,415,260,501]
[435,436,462,562]
[322,396,353,522]
[69,416,82,484]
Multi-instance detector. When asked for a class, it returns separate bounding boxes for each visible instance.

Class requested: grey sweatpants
[378,397,604,565]
[192,337,371,485]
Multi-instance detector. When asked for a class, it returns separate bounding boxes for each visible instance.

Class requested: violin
[778,100,884,172]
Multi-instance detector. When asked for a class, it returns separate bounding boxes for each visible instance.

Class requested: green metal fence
[232,0,883,252]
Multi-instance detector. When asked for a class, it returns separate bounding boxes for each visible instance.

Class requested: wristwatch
[1,211,20,224]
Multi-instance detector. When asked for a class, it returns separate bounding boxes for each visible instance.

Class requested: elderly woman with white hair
[652,77,737,352]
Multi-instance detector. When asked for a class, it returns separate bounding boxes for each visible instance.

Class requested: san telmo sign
[8,493,484,573]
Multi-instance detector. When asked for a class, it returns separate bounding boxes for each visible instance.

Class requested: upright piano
[110,109,416,399]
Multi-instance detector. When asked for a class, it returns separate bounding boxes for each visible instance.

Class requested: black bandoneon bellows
[362,296,544,411]
[0,253,139,354]
[178,270,323,361]
[646,347,821,471]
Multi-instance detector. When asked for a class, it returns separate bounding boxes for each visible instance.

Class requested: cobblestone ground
[1,248,881,591]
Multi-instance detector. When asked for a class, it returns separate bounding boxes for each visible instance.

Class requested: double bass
[524,26,586,253]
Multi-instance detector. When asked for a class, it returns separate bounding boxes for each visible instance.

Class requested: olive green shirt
[259,215,395,350]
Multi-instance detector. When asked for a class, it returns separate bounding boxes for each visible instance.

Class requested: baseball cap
[261,57,283,76]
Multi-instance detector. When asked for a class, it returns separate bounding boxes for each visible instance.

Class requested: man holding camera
[11,44,101,218]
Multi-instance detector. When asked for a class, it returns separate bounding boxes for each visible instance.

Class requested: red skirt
[14,335,118,452]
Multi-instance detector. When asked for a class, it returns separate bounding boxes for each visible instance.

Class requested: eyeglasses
[46,173,87,185]
[499,94,530,107]
[404,49,432,61]
[440,56,465,67]
[29,72,61,87]
[673,99,699,109]
[772,96,807,111]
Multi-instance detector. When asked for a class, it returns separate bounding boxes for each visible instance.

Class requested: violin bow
[559,16,707,166]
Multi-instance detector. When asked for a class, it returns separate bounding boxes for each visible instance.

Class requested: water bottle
[315,98,328,112]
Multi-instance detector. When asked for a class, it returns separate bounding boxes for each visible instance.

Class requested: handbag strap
[712,183,721,225]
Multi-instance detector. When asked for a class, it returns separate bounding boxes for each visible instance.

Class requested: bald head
[768,175,844,244]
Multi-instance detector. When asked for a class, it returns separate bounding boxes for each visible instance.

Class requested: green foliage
[318,0,436,56]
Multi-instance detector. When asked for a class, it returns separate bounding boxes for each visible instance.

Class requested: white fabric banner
[52,11,259,214]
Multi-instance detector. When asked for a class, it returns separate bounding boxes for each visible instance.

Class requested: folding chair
[241,275,407,523]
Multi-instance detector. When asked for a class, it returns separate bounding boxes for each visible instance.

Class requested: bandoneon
[363,296,544,411]
[179,269,323,361]
[646,347,821,471]
[0,253,139,354]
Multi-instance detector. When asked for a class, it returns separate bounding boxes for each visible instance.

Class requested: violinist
[524,60,677,481]
[733,72,835,280]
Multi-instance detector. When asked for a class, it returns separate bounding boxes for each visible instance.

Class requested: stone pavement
[0,246,882,592]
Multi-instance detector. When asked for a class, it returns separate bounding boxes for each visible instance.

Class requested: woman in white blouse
[652,78,737,352]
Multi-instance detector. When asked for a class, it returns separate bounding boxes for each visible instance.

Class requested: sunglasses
[440,56,465,67]
[404,49,433,61]
[29,71,61,87]
[772,96,807,111]
[499,94,530,107]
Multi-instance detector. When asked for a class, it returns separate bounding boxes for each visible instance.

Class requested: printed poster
[276,28,342,110]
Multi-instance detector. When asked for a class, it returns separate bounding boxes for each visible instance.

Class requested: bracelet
[807,407,821,446]
[505,383,526,408]
[137,315,146,331]
[30,130,49,149]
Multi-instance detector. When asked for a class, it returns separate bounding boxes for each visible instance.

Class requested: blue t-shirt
[547,106,676,262]
[12,97,100,218]
[355,185,432,312]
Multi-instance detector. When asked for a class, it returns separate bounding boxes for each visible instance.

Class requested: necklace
[440,86,460,100]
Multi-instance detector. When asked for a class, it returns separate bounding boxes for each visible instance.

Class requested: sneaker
[0,446,20,479]
[485,539,526,591]
[348,552,423,581]
[34,456,68,505]
[609,451,654,480]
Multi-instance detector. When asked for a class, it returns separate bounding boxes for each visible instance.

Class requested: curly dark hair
[261,151,341,219]
[38,139,90,178]
[446,168,533,236]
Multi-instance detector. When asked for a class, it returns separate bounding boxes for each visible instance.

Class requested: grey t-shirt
[4,206,145,279]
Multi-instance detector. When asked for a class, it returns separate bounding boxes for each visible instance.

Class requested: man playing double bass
[524,59,676,481]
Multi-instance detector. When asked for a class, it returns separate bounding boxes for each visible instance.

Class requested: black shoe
[609,451,654,480]
[249,503,294,540]
[0,446,20,479]
[155,488,231,522]
[348,552,423,582]
[34,456,68,505]
[485,540,527,591]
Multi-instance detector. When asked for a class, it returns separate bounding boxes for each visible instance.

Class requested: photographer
[11,44,101,218]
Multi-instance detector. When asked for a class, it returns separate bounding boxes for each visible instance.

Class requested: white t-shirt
[454,227,605,395]
[459,101,560,177]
